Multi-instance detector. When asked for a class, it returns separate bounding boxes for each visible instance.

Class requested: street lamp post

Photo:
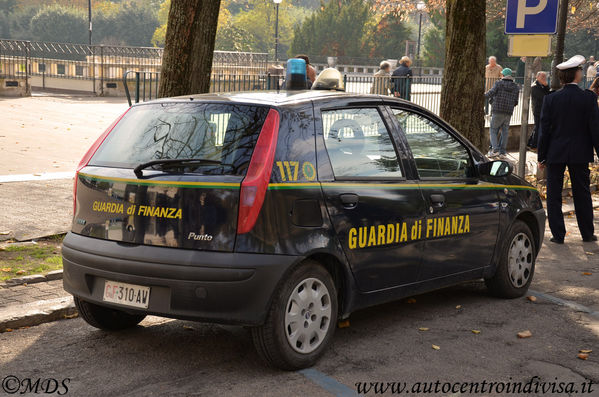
[416,1,426,63]
[273,0,282,62]
[88,0,92,46]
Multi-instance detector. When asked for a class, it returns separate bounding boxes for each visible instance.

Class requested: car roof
[139,90,400,107]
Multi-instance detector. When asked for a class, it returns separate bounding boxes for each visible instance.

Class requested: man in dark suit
[538,55,599,243]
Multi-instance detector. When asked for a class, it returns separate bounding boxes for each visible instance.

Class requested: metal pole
[88,0,92,46]
[274,3,279,62]
[417,12,423,61]
[517,57,533,178]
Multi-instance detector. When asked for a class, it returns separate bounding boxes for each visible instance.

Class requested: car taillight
[237,109,280,234]
[73,108,130,215]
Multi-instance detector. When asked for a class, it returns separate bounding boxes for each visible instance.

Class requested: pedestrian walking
[295,54,317,87]
[538,55,599,244]
[484,68,520,158]
[391,56,412,100]
[485,56,503,90]
[485,56,503,115]
[527,71,550,150]
[370,61,392,95]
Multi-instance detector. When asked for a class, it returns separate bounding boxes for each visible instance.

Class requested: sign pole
[517,57,532,178]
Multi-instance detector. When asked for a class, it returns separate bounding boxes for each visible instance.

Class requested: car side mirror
[478,160,512,177]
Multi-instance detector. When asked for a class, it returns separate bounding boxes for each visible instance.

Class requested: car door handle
[430,194,445,207]
[339,194,359,209]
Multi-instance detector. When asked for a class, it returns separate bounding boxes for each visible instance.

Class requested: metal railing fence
[0,39,269,94]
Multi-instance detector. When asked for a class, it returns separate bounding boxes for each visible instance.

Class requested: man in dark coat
[527,71,550,149]
[538,55,599,243]
[391,56,412,100]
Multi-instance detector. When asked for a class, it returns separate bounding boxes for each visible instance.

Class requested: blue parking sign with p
[505,0,559,34]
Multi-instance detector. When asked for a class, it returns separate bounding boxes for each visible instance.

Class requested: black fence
[0,39,268,95]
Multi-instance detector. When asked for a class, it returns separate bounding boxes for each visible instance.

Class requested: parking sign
[505,0,560,34]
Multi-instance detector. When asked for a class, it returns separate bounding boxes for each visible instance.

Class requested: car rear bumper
[62,232,298,326]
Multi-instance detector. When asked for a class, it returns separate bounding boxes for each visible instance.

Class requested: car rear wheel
[485,220,536,298]
[251,261,338,370]
[74,296,146,330]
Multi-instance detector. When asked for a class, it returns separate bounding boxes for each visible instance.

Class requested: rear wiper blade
[134,158,221,178]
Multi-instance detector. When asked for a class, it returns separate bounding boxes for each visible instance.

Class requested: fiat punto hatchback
[63,90,545,370]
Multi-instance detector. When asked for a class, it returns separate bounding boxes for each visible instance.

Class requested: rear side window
[321,108,403,178]
[90,103,269,175]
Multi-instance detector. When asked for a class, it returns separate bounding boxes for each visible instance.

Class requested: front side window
[90,103,269,176]
[392,109,471,179]
[321,108,402,178]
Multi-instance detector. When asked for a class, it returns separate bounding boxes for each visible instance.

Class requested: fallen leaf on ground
[471,330,481,334]
[455,305,462,309]
[15,270,25,275]
[432,344,440,350]
[579,349,592,354]
[527,296,537,302]
[338,320,350,328]
[63,313,78,319]
[406,298,417,304]
[577,353,589,360]
[517,330,533,338]
[0,231,10,235]
[585,252,595,255]
[418,327,429,331]
[1,268,11,272]
[182,325,194,330]
[4,329,13,332]
[582,272,592,276]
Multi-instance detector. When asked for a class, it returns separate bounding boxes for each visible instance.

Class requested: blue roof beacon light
[286,58,307,90]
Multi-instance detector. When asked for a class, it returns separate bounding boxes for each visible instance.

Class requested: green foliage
[364,14,412,59]
[215,22,257,52]
[486,18,509,65]
[421,8,445,67]
[29,5,88,43]
[290,0,373,57]
[0,0,16,12]
[4,1,158,46]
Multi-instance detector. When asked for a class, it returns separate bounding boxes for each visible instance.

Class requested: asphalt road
[1,224,598,397]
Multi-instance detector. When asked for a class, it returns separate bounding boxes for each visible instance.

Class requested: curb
[4,270,63,287]
[0,296,76,332]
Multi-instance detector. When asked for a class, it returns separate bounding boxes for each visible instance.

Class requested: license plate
[103,280,150,309]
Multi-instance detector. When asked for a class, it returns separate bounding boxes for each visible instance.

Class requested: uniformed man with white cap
[538,55,599,243]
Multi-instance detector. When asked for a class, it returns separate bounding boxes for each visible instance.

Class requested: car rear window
[89,102,270,175]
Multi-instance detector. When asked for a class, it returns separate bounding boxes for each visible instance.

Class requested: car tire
[485,220,536,298]
[251,261,338,370]
[74,296,146,331]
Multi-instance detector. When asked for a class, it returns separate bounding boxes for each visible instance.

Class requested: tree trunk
[550,0,569,90]
[158,0,221,97]
[439,0,486,150]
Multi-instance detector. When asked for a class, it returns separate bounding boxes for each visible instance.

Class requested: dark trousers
[527,113,540,148]
[546,163,595,240]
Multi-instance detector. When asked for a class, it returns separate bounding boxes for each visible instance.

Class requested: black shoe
[550,237,564,244]
[582,235,598,242]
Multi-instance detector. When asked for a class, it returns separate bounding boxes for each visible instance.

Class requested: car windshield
[89,102,269,175]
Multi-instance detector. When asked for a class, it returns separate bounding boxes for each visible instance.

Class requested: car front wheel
[251,261,338,370]
[485,220,536,298]
[74,297,146,330]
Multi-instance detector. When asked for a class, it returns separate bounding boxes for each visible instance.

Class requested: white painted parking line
[529,289,599,318]
[0,172,74,183]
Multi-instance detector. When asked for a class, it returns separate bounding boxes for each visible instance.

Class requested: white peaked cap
[556,55,586,70]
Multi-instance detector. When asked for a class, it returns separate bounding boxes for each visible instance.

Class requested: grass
[0,234,64,282]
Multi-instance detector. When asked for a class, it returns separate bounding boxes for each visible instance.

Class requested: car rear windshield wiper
[133,158,222,178]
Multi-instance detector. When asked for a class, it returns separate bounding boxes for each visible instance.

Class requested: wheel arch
[514,210,540,255]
